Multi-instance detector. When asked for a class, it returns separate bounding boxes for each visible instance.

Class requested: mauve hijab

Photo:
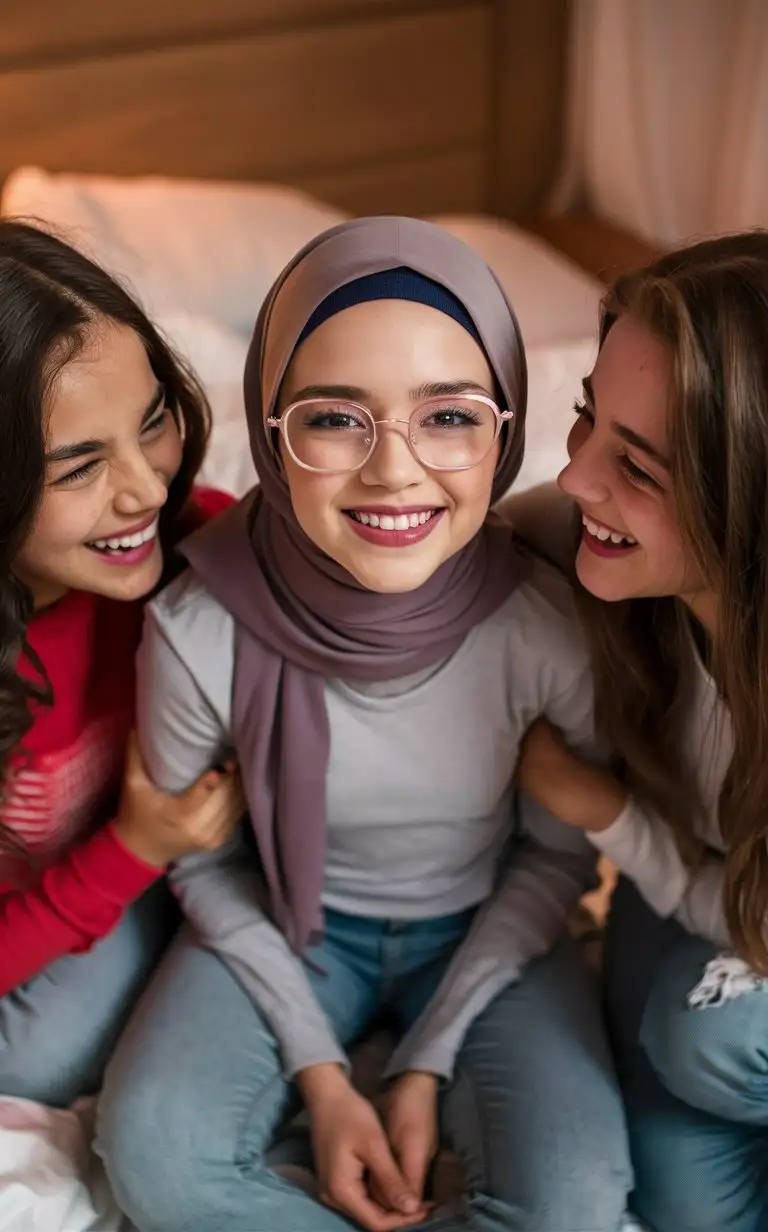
[182,216,531,952]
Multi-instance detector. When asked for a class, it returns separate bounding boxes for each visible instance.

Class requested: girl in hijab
[97,217,632,1232]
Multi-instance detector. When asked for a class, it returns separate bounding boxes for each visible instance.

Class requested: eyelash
[54,409,168,487]
[572,401,659,489]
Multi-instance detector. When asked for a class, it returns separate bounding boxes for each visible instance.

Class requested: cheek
[18,489,103,567]
[441,446,497,517]
[637,504,689,571]
[283,463,344,542]
[153,421,184,478]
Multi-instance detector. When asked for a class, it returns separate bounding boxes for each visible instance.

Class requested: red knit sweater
[0,487,233,996]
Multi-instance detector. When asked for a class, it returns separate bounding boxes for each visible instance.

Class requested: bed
[0,2,656,1226]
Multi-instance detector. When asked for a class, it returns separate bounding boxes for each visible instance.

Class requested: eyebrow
[45,383,166,464]
[581,375,670,469]
[288,379,492,404]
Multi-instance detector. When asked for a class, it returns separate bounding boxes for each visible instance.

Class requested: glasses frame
[267,394,514,475]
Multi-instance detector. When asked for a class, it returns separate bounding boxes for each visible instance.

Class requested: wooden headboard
[1,0,568,219]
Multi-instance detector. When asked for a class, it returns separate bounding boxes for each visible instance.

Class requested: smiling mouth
[86,515,159,556]
[346,509,441,530]
[582,515,637,547]
[580,514,639,559]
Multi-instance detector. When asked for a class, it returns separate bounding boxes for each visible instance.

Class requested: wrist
[111,818,171,869]
[296,1062,350,1107]
[394,1070,439,1091]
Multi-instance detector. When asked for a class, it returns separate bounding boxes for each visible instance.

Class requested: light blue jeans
[97,908,631,1232]
[604,878,768,1232]
[0,880,176,1108]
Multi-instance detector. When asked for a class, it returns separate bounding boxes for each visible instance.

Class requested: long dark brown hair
[0,219,212,855]
[581,231,768,970]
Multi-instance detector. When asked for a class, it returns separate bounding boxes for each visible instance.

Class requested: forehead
[593,313,671,445]
[46,321,154,443]
[284,299,491,388]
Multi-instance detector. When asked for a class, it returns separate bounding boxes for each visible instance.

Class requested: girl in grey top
[97,217,631,1232]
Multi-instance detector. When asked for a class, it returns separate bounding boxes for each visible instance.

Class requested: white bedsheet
[0,1097,126,1231]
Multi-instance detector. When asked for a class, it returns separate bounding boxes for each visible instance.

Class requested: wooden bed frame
[2,0,659,279]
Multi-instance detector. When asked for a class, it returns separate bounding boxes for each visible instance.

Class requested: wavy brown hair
[580,231,768,970]
[0,219,212,859]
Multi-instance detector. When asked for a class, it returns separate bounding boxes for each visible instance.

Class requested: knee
[469,1154,632,1232]
[641,942,768,1123]
[96,1075,202,1231]
[0,1023,92,1108]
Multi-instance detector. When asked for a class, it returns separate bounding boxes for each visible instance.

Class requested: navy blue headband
[296,267,483,348]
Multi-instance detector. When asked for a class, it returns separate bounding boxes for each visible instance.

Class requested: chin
[85,550,164,602]
[575,552,640,603]
[344,555,441,594]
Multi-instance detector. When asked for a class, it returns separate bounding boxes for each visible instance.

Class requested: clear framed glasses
[267,395,514,475]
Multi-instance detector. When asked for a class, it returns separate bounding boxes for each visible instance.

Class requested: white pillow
[1,167,348,337]
[516,336,597,494]
[1,170,602,351]
[433,215,603,349]
[154,311,255,499]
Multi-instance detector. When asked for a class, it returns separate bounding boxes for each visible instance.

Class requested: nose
[112,448,169,516]
[358,420,426,491]
[558,428,612,506]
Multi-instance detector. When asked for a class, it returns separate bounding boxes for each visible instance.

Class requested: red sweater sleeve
[0,823,160,997]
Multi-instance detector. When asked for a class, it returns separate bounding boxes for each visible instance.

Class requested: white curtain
[551,0,768,246]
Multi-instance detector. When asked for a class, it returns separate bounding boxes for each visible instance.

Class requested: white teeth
[349,510,437,530]
[582,515,637,547]
[91,516,158,552]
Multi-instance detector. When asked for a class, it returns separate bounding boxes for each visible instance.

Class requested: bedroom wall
[0,0,569,218]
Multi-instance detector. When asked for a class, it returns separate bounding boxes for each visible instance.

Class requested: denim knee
[0,1009,101,1107]
[641,939,768,1125]
[96,1081,190,1231]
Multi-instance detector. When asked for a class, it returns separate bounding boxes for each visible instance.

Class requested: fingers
[396,1128,433,1205]
[363,1132,419,1217]
[323,1175,426,1232]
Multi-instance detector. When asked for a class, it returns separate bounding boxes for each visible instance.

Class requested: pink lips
[345,509,444,548]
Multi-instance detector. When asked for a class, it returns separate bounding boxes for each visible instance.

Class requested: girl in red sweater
[0,221,242,1107]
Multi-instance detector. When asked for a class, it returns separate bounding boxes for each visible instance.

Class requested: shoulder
[482,556,590,700]
[495,555,582,646]
[494,483,578,576]
[148,567,235,659]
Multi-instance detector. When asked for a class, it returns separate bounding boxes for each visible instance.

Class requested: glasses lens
[285,400,374,472]
[411,398,500,468]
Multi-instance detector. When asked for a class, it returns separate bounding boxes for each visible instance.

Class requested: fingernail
[399,1195,418,1214]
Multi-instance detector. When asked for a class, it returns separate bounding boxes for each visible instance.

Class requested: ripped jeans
[605,877,768,1232]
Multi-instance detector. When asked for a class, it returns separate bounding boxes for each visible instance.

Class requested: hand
[377,1072,439,1209]
[113,732,245,867]
[299,1064,430,1231]
[517,718,627,832]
